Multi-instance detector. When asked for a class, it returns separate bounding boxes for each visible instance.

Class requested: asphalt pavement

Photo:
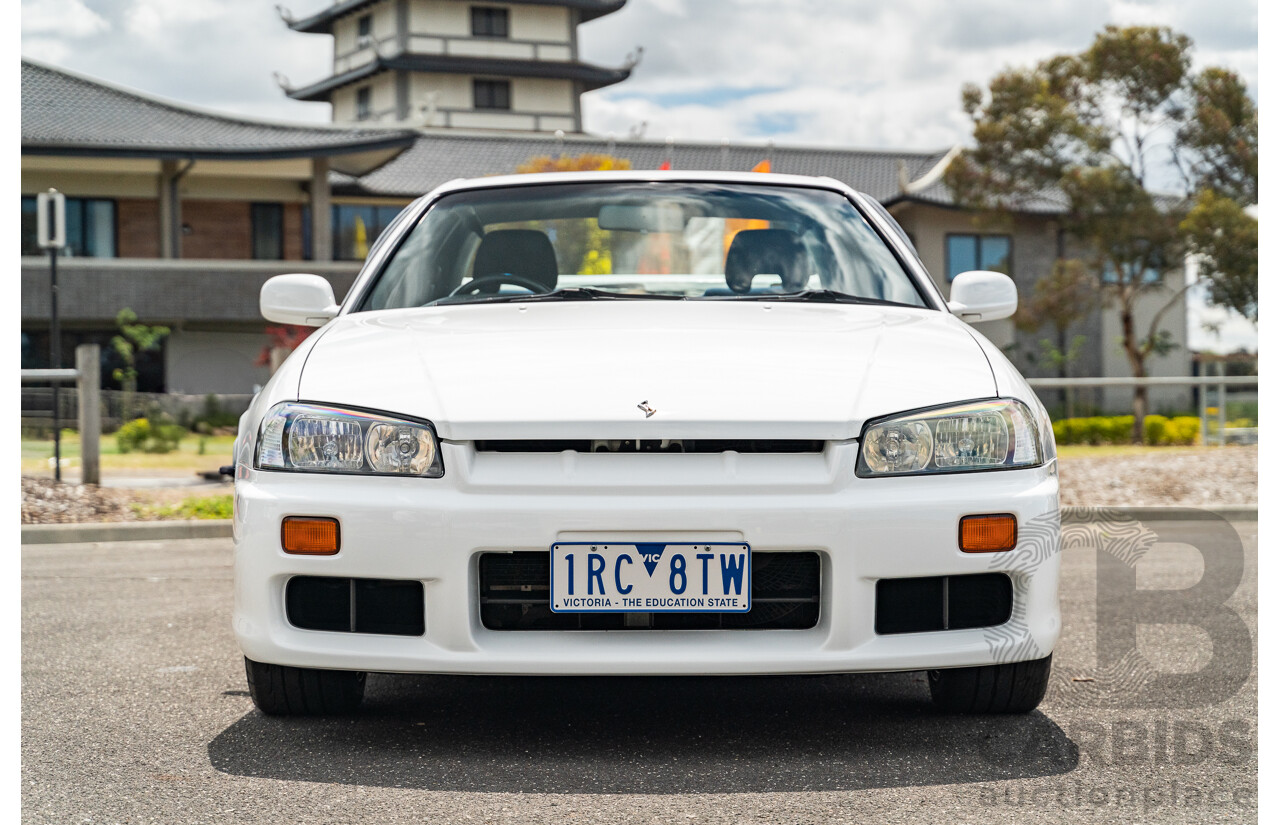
[21,514,1257,823]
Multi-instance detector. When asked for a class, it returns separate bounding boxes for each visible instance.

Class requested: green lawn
[21,433,237,476]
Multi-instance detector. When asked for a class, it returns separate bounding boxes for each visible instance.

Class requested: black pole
[50,245,61,482]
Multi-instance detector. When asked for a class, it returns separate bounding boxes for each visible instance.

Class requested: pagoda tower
[278,0,635,133]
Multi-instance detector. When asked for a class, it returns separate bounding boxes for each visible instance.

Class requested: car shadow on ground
[208,671,1077,793]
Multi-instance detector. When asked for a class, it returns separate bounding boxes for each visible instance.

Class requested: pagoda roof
[286,0,627,34]
[287,54,630,101]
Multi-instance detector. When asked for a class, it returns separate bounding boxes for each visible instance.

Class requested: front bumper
[233,443,1061,675]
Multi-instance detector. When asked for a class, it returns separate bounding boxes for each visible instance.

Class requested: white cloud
[21,0,109,37]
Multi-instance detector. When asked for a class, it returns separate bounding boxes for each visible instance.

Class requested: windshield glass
[358,182,928,310]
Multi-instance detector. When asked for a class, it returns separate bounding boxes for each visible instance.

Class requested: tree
[1014,260,1097,416]
[1181,191,1257,322]
[110,308,169,420]
[515,153,631,275]
[946,25,1258,441]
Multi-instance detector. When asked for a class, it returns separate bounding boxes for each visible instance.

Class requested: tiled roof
[288,54,630,101]
[21,59,417,166]
[286,0,627,33]
[334,131,957,204]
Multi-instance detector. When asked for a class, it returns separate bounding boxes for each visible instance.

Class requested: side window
[355,87,372,120]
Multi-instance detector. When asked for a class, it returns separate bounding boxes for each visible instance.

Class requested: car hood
[297,302,995,441]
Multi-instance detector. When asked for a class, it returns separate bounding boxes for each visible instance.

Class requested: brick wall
[181,200,252,259]
[283,203,305,260]
[117,199,160,258]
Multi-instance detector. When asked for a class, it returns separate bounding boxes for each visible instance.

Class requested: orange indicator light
[959,514,1017,552]
[281,517,341,555]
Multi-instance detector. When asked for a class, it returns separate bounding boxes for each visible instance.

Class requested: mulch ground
[20,477,213,524]
[1056,445,1257,507]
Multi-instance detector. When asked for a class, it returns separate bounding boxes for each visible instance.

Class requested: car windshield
[358,181,928,310]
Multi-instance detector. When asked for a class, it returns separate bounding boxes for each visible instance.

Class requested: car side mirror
[260,274,340,326]
[947,270,1017,322]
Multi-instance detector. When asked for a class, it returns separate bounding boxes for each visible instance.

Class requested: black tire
[928,654,1052,714]
[244,657,366,716]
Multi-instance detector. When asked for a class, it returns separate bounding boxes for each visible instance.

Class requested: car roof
[428,169,860,198]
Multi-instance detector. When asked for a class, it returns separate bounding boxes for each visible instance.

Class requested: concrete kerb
[21,519,233,545]
[19,505,1258,545]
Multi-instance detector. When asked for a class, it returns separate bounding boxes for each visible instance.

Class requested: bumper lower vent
[480,551,820,630]
[874,573,1012,635]
[285,576,425,636]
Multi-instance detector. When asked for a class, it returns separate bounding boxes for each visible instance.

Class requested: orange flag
[752,159,771,173]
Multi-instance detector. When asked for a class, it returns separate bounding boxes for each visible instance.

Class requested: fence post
[1198,371,1209,446]
[76,344,101,485]
[1217,362,1227,447]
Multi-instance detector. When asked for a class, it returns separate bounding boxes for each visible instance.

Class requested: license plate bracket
[550,542,751,613]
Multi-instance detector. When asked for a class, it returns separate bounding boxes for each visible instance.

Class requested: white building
[281,0,634,132]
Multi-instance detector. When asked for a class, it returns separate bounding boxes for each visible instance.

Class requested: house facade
[20,57,1192,412]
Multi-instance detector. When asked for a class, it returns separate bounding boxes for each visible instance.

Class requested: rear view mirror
[598,203,686,233]
[260,274,340,326]
[947,270,1018,322]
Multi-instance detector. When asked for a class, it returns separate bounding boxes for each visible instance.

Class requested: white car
[234,171,1060,716]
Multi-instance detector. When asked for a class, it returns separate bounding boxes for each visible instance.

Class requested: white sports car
[233,171,1060,716]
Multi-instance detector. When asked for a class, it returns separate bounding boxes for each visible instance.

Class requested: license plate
[550,542,751,613]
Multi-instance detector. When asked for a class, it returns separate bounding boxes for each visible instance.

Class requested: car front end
[233,172,1060,714]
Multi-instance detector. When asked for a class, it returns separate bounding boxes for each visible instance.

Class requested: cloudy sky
[21,0,1259,349]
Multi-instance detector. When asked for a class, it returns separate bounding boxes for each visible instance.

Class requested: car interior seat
[470,229,559,294]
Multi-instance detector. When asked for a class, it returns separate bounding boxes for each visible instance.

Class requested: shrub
[1165,417,1201,445]
[1143,415,1168,446]
[115,418,186,454]
[1053,414,1201,446]
[150,424,187,453]
[116,418,152,453]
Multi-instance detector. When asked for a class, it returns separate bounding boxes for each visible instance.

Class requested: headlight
[255,402,444,477]
[856,399,1042,477]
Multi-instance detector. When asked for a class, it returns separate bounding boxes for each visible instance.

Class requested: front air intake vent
[874,573,1012,634]
[474,439,825,454]
[286,576,425,636]
[480,551,821,630]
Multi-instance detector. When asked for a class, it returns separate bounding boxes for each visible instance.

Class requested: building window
[473,78,511,110]
[355,86,372,120]
[20,196,116,258]
[471,7,509,37]
[329,204,405,261]
[356,14,372,40]
[251,203,284,260]
[1102,262,1164,285]
[945,233,1011,282]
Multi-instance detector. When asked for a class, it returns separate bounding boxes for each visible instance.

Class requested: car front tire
[928,654,1052,714]
[244,657,366,716]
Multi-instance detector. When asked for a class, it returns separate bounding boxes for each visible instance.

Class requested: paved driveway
[22,515,1256,823]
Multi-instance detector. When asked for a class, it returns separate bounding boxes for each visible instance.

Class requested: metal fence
[21,388,254,435]
[1025,375,1260,445]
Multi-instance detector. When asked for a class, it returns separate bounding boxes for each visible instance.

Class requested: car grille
[874,573,1012,634]
[479,551,821,630]
[473,439,824,453]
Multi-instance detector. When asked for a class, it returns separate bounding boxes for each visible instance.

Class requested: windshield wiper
[706,289,916,307]
[433,287,684,306]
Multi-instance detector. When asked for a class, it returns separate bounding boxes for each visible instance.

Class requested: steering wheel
[447,273,549,298]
